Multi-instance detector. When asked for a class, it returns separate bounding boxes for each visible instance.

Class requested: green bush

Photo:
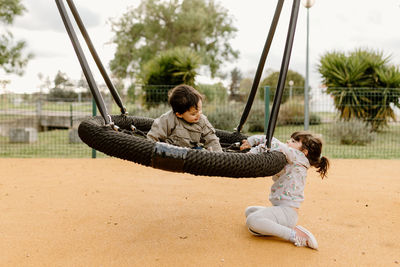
[332,119,376,145]
[141,85,173,108]
[205,102,243,131]
[47,88,78,102]
[128,103,170,119]
[247,104,265,132]
[277,98,321,125]
[196,83,227,103]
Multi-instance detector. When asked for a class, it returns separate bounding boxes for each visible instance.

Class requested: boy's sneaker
[293,225,318,250]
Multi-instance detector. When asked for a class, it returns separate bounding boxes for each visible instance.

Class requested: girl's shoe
[293,225,318,250]
[247,227,265,237]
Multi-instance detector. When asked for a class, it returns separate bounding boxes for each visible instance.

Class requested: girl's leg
[246,206,298,241]
[245,206,269,236]
[244,206,265,218]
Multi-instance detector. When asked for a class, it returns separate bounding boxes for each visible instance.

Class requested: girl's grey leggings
[245,206,298,241]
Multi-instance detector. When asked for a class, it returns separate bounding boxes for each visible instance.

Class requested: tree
[318,48,400,131]
[37,72,51,94]
[126,84,137,104]
[0,0,32,75]
[110,0,238,80]
[77,72,89,90]
[259,69,305,102]
[53,71,73,89]
[239,77,253,94]
[76,72,93,100]
[141,47,200,106]
[229,67,242,96]
[48,71,77,101]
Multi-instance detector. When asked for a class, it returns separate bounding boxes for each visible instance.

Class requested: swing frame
[55,0,301,178]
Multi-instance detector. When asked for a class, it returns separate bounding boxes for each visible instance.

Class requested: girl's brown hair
[291,131,330,179]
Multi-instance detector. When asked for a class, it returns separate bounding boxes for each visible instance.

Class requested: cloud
[13,0,100,32]
[366,10,382,25]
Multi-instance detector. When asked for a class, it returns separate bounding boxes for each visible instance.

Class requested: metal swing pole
[236,0,284,133]
[66,0,127,115]
[55,0,112,125]
[265,0,300,148]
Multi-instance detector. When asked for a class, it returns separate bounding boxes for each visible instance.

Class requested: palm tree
[318,48,400,131]
[141,47,200,106]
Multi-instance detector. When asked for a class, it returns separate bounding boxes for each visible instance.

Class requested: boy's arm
[147,116,169,142]
[202,118,222,152]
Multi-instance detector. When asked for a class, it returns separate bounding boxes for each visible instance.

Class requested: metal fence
[0,86,399,159]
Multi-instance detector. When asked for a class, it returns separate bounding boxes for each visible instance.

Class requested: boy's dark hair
[168,84,202,114]
[291,131,330,179]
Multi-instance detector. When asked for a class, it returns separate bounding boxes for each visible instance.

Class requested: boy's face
[176,100,202,123]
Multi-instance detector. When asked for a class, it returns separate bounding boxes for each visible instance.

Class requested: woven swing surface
[1,158,399,266]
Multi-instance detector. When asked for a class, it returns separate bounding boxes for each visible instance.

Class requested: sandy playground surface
[1,158,399,266]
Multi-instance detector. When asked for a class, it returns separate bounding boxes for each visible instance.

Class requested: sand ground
[1,158,399,266]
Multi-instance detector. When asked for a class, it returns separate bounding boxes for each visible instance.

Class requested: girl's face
[176,100,202,123]
[286,138,303,151]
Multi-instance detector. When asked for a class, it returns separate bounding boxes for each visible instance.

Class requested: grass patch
[0,130,107,158]
[1,99,399,159]
[0,123,398,158]
[271,123,400,159]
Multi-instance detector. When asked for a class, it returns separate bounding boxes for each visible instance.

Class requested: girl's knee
[244,206,263,217]
[244,206,255,217]
[246,213,259,228]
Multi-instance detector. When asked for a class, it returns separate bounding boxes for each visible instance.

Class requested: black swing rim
[78,115,287,178]
[55,0,302,178]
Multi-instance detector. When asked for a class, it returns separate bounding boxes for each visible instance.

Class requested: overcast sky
[3,0,400,94]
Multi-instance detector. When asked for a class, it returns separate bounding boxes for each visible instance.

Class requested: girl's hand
[240,139,251,150]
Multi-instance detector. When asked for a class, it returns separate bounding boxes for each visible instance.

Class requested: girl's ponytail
[291,131,330,179]
[316,156,330,179]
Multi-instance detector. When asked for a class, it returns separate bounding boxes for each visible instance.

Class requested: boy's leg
[246,206,298,241]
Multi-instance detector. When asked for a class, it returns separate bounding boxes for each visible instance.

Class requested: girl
[240,131,329,250]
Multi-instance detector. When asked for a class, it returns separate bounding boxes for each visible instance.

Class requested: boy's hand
[240,139,251,150]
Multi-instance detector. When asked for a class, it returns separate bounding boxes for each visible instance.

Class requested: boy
[147,84,222,152]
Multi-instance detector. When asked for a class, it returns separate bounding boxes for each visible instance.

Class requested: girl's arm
[240,135,266,150]
[270,137,299,164]
[247,135,267,146]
